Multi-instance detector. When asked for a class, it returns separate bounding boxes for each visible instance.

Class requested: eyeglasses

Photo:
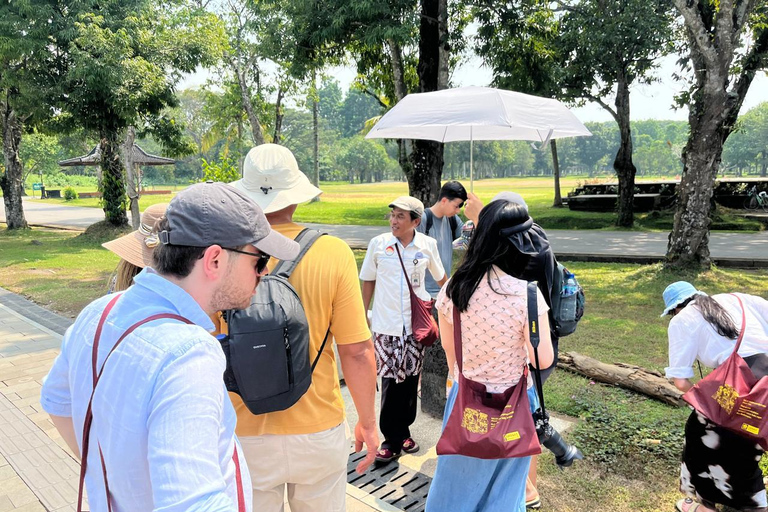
[223,247,271,273]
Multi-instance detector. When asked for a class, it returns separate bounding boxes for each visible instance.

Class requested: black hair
[409,210,420,221]
[680,295,739,339]
[439,181,468,203]
[446,200,531,312]
[151,217,207,278]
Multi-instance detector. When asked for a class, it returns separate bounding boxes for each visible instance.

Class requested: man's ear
[200,245,228,280]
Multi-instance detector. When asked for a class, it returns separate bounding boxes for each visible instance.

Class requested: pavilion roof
[58,144,175,167]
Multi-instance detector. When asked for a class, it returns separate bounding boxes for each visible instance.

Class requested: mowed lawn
[36,176,760,231]
[2,225,767,511]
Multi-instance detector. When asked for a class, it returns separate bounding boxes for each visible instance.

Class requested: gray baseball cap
[159,182,299,260]
[389,196,425,217]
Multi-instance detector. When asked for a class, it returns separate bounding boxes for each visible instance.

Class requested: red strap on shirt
[78,294,227,512]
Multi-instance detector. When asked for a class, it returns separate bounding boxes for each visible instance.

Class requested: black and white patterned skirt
[680,410,767,510]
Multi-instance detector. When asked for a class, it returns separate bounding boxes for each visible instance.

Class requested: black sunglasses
[223,247,271,273]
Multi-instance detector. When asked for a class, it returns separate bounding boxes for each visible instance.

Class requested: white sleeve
[359,238,379,281]
[427,239,446,281]
[664,317,697,379]
[40,326,73,417]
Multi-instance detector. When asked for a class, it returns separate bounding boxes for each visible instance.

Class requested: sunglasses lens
[257,255,270,273]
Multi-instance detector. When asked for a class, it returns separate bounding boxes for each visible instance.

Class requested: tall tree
[282,0,457,204]
[0,0,62,229]
[60,1,222,226]
[474,0,567,205]
[666,0,768,268]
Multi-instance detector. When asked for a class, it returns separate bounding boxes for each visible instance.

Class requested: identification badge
[412,273,421,288]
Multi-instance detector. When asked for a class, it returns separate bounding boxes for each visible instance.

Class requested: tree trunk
[235,68,265,146]
[122,127,140,229]
[100,129,128,227]
[1,107,28,229]
[551,139,563,207]
[558,352,685,407]
[408,0,444,207]
[437,0,449,90]
[273,86,285,144]
[387,40,408,102]
[614,75,636,227]
[312,71,320,202]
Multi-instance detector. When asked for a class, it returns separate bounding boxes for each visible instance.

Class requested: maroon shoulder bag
[436,294,541,459]
[77,294,247,512]
[682,293,768,449]
[394,244,439,347]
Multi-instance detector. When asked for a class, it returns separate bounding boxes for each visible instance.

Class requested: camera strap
[527,282,547,417]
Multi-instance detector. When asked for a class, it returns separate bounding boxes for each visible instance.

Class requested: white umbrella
[365,86,592,191]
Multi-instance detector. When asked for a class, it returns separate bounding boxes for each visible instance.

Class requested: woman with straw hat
[102,203,168,292]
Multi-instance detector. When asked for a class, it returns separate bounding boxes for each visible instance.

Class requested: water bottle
[562,272,578,296]
[561,272,578,319]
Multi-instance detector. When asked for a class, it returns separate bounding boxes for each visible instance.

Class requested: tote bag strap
[452,304,464,373]
[78,295,194,512]
[394,244,417,298]
[729,293,747,354]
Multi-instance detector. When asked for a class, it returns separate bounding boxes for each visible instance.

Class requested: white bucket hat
[230,144,322,214]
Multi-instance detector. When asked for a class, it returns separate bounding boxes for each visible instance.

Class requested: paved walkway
[0,288,400,512]
[3,198,767,265]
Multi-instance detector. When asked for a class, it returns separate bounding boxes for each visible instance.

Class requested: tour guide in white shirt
[360,195,446,464]
[40,182,299,512]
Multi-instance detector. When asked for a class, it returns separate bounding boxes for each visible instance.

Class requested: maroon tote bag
[683,294,768,449]
[394,244,439,347]
[436,306,541,459]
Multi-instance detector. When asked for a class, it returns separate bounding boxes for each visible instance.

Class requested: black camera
[533,408,583,468]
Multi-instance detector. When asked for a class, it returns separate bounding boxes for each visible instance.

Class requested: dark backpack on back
[549,263,585,337]
[425,208,458,238]
[220,229,328,415]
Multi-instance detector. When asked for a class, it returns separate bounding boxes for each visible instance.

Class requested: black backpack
[220,229,328,415]
[549,263,585,337]
[425,208,458,238]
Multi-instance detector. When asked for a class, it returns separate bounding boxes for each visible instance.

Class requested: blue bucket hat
[661,281,707,317]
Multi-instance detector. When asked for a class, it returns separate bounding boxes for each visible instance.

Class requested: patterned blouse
[437,266,549,394]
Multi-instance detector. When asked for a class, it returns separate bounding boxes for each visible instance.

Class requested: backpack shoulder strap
[272,228,326,279]
[449,215,458,237]
[425,208,434,235]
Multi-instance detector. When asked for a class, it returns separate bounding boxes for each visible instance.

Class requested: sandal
[675,498,706,512]
[525,496,542,510]
[402,437,420,454]
[375,448,401,464]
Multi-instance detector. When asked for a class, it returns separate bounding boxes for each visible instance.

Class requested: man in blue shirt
[417,181,467,299]
[40,182,299,512]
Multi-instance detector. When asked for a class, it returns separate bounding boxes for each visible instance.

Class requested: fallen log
[557,351,686,407]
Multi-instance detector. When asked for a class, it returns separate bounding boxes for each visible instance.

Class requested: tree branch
[731,25,768,108]
[362,88,388,109]
[589,94,620,124]
[672,0,718,69]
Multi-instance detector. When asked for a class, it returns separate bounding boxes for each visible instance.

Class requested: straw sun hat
[102,203,168,268]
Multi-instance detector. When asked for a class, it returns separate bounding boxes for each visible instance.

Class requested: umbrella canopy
[58,143,175,167]
[366,86,591,142]
[365,86,591,191]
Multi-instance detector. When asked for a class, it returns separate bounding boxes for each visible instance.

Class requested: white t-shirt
[665,293,768,379]
[359,231,445,337]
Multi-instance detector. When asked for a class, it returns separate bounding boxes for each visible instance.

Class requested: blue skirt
[425,382,540,512]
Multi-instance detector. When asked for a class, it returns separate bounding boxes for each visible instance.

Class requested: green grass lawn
[31,177,764,231]
[2,225,767,511]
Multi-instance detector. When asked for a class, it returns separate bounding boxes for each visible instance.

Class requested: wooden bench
[567,193,662,212]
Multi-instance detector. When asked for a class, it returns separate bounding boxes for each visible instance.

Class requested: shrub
[63,186,78,201]
[201,155,240,183]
